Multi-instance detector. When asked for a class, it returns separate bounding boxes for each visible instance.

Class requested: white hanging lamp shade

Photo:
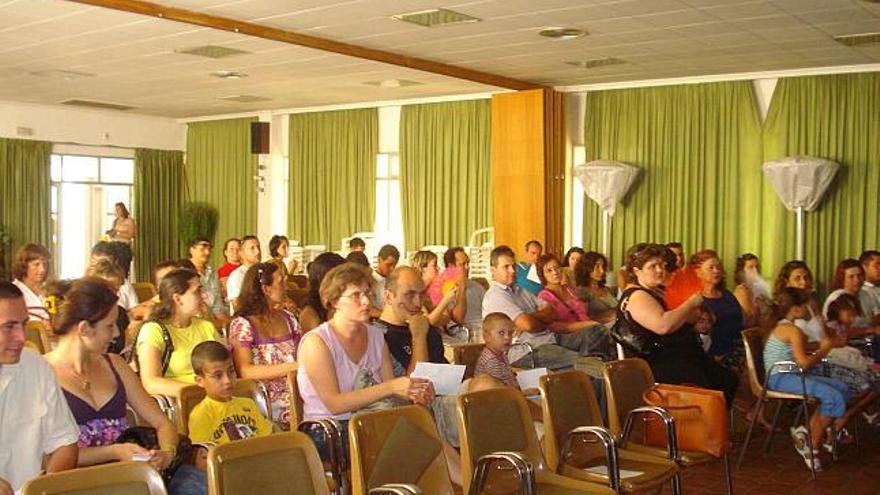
[763,155,839,259]
[573,160,640,256]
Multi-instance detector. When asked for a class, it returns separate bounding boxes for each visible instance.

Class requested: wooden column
[491,89,566,257]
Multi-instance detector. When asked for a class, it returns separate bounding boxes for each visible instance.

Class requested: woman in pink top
[536,254,613,359]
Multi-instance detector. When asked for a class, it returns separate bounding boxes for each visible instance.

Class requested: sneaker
[863,411,879,427]
[790,426,823,472]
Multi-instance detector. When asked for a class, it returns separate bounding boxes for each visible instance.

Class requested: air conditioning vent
[566,57,627,69]
[216,95,271,103]
[175,45,251,59]
[60,99,134,111]
[833,32,880,46]
[30,69,95,79]
[392,8,480,28]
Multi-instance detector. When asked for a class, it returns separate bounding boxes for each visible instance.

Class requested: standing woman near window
[228,262,300,430]
[109,202,136,243]
[12,243,53,321]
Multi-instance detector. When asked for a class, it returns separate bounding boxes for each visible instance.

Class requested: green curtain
[761,72,880,293]
[134,148,185,282]
[400,100,492,250]
[0,138,51,278]
[186,118,257,267]
[288,109,377,250]
[581,82,763,278]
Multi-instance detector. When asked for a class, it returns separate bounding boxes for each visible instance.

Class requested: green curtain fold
[288,109,377,250]
[0,138,51,278]
[761,72,880,292]
[400,100,492,250]
[581,82,763,278]
[186,118,258,267]
[134,148,185,282]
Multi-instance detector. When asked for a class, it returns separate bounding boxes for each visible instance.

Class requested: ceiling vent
[30,69,95,80]
[210,70,248,79]
[216,95,271,103]
[392,8,480,28]
[566,57,627,69]
[60,99,134,111]
[175,45,251,59]
[833,32,880,46]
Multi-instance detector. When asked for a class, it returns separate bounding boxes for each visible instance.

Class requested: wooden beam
[68,0,542,91]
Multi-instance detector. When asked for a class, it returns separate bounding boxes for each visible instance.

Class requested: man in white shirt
[371,244,400,313]
[443,247,486,332]
[0,281,79,493]
[227,235,262,312]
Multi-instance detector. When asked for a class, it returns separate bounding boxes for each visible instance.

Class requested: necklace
[68,364,91,391]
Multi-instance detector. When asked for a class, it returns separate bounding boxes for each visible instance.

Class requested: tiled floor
[680,410,880,495]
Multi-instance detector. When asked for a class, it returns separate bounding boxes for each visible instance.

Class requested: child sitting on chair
[188,341,273,446]
[694,306,716,354]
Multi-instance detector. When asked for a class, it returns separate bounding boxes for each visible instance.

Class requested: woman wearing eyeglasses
[228,262,300,430]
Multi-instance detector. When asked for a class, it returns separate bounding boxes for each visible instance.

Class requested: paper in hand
[516,367,548,391]
[527,263,542,285]
[411,362,466,396]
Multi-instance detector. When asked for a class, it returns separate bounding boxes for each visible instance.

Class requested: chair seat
[762,389,817,402]
[625,443,715,466]
[560,449,677,494]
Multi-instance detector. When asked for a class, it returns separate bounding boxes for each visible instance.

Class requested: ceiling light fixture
[363,79,423,88]
[176,45,251,59]
[539,27,587,40]
[392,8,480,28]
[210,70,247,79]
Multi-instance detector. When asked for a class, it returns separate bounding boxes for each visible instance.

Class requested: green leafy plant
[178,202,219,247]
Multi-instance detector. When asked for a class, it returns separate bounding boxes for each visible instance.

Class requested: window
[374,153,404,253]
[571,145,586,248]
[50,154,135,278]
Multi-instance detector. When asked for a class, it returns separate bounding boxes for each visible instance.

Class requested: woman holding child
[690,250,746,372]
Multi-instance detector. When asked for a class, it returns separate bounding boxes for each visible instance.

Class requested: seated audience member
[515,240,544,295]
[765,288,873,471]
[859,250,880,325]
[561,247,586,288]
[378,267,448,376]
[188,341,273,444]
[297,263,433,449]
[90,241,143,317]
[733,253,773,328]
[0,281,79,492]
[85,258,132,355]
[43,279,179,473]
[665,242,686,272]
[536,253,612,359]
[217,238,242,290]
[619,243,738,405]
[823,259,876,331]
[268,234,299,279]
[12,243,52,321]
[774,261,826,341]
[442,247,485,332]
[228,262,300,430]
[822,294,880,400]
[694,306,716,353]
[691,250,746,373]
[371,244,400,311]
[136,269,224,396]
[349,237,366,253]
[482,245,579,371]
[574,251,618,325]
[299,253,346,331]
[346,250,371,267]
[410,251,457,328]
[227,235,262,312]
[188,238,229,329]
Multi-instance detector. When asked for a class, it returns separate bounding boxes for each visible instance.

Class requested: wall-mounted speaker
[251,121,270,154]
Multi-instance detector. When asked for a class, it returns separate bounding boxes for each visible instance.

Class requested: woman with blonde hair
[410,250,458,327]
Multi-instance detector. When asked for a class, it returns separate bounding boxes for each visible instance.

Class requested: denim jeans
[167,463,207,495]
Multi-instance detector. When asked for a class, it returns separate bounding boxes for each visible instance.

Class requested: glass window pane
[390,155,400,177]
[375,181,389,232]
[376,154,388,178]
[50,155,62,182]
[61,155,99,182]
[50,185,58,213]
[100,158,134,184]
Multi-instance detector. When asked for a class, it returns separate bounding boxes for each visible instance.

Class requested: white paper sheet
[515,367,548,391]
[527,263,542,285]
[411,362,466,396]
[583,466,644,479]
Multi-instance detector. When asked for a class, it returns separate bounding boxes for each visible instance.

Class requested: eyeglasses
[340,290,371,302]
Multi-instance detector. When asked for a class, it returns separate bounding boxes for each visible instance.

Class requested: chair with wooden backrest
[25,320,51,354]
[737,327,817,478]
[453,343,485,380]
[22,461,166,495]
[540,370,679,495]
[349,405,453,495]
[457,387,616,495]
[132,282,157,303]
[176,379,271,435]
[207,431,328,495]
[603,358,734,495]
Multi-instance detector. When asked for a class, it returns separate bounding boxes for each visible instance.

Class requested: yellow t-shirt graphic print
[188,396,273,445]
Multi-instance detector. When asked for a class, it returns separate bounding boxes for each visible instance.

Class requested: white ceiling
[0,0,878,118]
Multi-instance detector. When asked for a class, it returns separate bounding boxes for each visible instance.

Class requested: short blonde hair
[319,263,374,309]
[410,250,437,271]
[85,258,125,288]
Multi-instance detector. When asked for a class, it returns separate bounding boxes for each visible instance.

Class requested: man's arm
[406,314,431,375]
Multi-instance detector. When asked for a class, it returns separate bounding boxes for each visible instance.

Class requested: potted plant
[178,202,219,247]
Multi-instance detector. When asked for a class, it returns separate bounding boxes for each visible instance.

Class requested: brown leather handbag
[642,383,729,458]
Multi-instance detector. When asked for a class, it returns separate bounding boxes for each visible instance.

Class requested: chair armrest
[469,451,535,495]
[298,419,347,494]
[368,484,423,495]
[622,406,679,461]
[151,395,177,423]
[561,426,620,492]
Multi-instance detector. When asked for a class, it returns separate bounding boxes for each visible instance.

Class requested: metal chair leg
[800,399,816,480]
[723,453,734,495]
[762,401,784,454]
[671,472,682,495]
[737,398,762,469]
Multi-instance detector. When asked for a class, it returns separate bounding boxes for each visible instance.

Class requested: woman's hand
[115,442,151,462]
[439,286,458,308]
[408,378,435,406]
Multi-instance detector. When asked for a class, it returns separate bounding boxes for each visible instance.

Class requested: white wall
[0,100,186,150]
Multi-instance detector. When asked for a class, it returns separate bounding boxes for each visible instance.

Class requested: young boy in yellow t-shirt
[188,341,273,445]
